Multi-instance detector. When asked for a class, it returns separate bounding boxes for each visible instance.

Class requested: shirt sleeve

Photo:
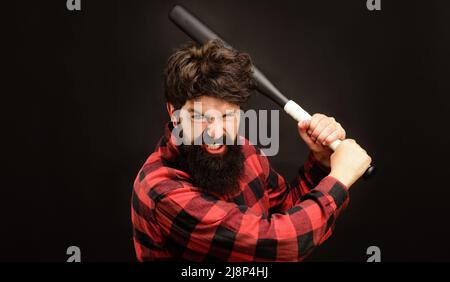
[153,175,349,262]
[265,152,339,214]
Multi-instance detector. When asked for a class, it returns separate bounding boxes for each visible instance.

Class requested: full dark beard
[178,143,245,196]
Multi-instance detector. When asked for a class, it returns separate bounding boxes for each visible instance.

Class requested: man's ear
[166,103,178,126]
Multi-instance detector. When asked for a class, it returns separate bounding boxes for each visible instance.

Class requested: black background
[4,0,450,261]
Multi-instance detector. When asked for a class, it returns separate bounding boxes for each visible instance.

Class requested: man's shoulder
[134,163,204,210]
[238,136,266,158]
[134,150,190,197]
[237,136,271,180]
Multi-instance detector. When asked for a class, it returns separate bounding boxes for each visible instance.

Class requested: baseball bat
[168,5,375,179]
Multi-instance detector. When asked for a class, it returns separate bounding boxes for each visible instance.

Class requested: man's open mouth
[202,144,226,154]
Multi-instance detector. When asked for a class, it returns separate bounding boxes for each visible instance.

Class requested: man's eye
[224,113,235,119]
[192,114,206,121]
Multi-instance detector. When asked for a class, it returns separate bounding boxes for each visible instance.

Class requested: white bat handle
[283,100,312,121]
[283,100,341,152]
[283,100,375,179]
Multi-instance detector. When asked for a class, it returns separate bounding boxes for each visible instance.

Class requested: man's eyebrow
[187,108,236,116]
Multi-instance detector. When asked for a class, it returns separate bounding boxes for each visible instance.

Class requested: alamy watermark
[66,246,81,262]
[170,102,280,156]
[66,0,81,11]
[366,0,381,11]
[366,246,381,262]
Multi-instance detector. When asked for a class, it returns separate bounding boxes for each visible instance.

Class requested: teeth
[207,144,222,149]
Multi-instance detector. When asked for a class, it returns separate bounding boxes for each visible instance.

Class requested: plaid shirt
[132,122,349,262]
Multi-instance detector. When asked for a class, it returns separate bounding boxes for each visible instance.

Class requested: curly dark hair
[163,39,257,109]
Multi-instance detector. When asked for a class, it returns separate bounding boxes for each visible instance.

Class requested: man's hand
[298,113,346,167]
[329,139,372,188]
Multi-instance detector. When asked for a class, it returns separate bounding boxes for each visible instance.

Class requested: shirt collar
[157,121,182,163]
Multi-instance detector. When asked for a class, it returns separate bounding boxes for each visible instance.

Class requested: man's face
[168,95,245,196]
[177,95,241,155]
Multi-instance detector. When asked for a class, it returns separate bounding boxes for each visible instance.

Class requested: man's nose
[206,121,225,140]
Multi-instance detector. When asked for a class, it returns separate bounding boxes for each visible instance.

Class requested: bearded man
[131,40,371,261]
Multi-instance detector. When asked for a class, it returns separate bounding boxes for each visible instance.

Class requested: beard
[178,132,245,196]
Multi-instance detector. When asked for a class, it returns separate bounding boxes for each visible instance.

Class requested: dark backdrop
[4,0,450,261]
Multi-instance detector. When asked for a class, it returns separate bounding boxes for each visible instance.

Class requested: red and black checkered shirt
[132,122,349,261]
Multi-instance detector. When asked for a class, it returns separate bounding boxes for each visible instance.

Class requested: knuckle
[331,124,338,131]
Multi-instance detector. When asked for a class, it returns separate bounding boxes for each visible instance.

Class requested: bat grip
[283,100,375,180]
